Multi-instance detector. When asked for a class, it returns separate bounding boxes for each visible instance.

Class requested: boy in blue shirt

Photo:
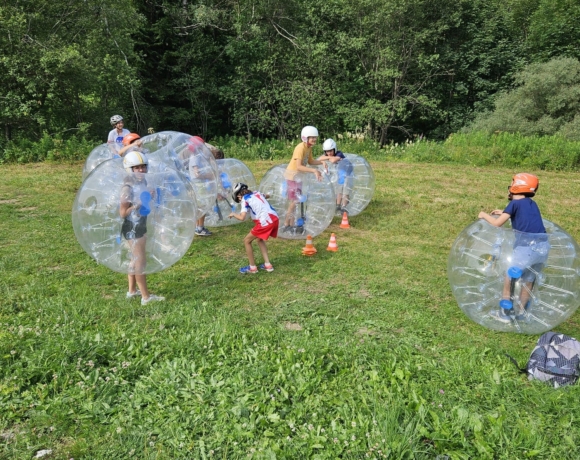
[478,173,549,322]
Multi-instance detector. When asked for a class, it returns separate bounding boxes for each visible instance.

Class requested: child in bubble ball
[317,138,354,213]
[120,151,165,305]
[229,183,278,274]
[478,173,549,323]
[282,126,327,235]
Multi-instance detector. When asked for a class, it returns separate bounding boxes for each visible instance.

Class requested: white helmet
[300,126,319,142]
[123,151,148,173]
[322,138,337,152]
[110,115,124,126]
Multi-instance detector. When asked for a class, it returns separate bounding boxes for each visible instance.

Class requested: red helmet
[509,173,539,195]
[123,133,141,146]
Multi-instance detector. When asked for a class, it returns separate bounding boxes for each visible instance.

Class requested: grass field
[2,160,580,459]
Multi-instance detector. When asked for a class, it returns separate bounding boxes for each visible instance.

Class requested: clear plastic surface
[72,158,197,274]
[324,154,375,216]
[82,144,118,180]
[205,158,257,227]
[258,164,335,240]
[448,218,580,333]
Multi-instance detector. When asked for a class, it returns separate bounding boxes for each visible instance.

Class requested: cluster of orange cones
[301,212,350,256]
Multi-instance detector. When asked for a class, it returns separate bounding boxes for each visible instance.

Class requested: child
[229,183,279,274]
[282,126,327,234]
[118,132,142,157]
[318,138,354,213]
[478,173,549,322]
[108,115,130,155]
[120,151,165,305]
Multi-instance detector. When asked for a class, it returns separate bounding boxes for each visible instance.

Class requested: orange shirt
[284,142,314,180]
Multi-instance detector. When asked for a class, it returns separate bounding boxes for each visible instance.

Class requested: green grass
[2,160,580,459]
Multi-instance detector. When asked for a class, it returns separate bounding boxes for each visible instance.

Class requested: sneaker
[126,290,141,299]
[490,309,512,323]
[341,207,349,215]
[240,265,258,274]
[335,204,342,212]
[195,227,212,236]
[294,226,305,235]
[259,263,274,272]
[281,225,294,234]
[141,294,165,306]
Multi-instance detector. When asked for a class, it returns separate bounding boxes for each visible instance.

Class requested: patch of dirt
[18,207,37,211]
[356,327,377,336]
[284,322,303,331]
[0,199,19,204]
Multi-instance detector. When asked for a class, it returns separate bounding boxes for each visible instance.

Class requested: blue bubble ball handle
[140,191,152,216]
[508,267,523,279]
[220,172,231,189]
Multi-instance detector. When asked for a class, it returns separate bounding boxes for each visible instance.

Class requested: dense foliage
[1,0,579,148]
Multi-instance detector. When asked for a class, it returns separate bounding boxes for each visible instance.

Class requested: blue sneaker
[239,265,258,274]
[259,263,274,272]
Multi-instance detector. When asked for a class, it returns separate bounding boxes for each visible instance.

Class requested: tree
[465,57,580,138]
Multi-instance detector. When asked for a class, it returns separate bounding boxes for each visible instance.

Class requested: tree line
[1,0,579,147]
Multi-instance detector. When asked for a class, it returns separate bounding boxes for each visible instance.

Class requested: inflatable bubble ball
[142,132,219,217]
[448,218,580,333]
[258,164,335,240]
[72,158,197,275]
[205,158,257,228]
[325,154,375,216]
[82,144,118,180]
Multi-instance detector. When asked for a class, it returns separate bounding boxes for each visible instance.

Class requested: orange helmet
[509,173,539,196]
[123,133,141,146]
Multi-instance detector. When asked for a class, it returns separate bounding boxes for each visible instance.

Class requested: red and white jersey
[240,192,278,226]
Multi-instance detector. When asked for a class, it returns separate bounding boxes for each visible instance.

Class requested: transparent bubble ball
[142,131,218,217]
[448,218,580,333]
[72,158,197,274]
[82,144,119,180]
[259,164,335,240]
[325,154,375,216]
[205,158,257,228]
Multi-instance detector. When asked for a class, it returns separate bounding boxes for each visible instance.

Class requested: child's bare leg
[128,274,138,294]
[341,194,350,208]
[518,282,534,312]
[502,275,511,300]
[256,238,270,265]
[129,236,150,298]
[244,232,257,266]
[284,201,297,226]
[135,274,150,298]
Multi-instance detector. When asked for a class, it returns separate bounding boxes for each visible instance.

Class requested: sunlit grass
[1,160,580,458]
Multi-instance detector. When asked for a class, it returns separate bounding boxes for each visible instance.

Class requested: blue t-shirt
[504,198,546,234]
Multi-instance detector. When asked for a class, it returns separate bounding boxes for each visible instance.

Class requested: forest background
[1,0,580,164]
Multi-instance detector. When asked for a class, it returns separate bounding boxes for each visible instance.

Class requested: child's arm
[228,210,247,221]
[118,140,142,158]
[317,155,341,164]
[478,211,510,227]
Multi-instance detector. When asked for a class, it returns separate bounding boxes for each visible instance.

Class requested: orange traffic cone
[301,235,317,256]
[327,233,338,252]
[339,211,350,229]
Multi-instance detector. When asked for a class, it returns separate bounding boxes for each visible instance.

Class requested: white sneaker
[126,290,141,299]
[141,294,165,305]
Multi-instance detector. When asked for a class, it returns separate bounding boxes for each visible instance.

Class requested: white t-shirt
[240,192,278,226]
[107,128,130,152]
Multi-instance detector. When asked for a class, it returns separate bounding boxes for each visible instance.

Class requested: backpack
[507,332,580,388]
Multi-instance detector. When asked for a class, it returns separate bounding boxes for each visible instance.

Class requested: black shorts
[121,216,147,240]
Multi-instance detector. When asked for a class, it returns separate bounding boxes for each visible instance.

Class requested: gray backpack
[509,332,580,388]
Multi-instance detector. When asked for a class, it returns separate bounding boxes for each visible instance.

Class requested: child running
[229,183,279,274]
